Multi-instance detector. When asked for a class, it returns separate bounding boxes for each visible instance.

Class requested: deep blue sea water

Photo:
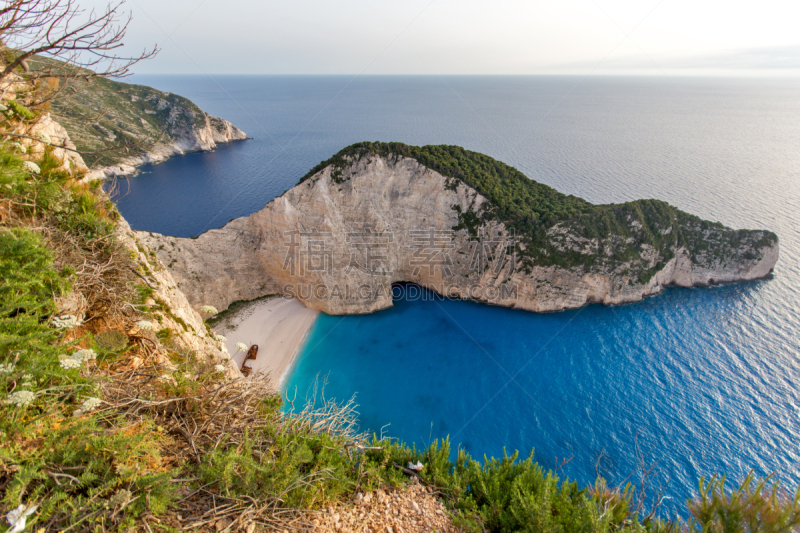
[118,75,800,515]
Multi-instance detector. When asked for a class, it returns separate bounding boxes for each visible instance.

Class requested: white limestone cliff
[116,219,241,378]
[87,111,247,180]
[137,154,779,316]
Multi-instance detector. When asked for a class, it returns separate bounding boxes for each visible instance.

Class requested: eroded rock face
[117,219,240,378]
[138,155,779,316]
[27,113,89,174]
[87,112,247,180]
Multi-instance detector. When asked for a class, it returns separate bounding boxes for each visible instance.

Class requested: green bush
[688,472,800,532]
[95,330,129,351]
[0,224,171,531]
[6,99,36,120]
[361,438,649,532]
[1,144,112,239]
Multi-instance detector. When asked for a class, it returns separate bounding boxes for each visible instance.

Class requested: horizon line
[131,70,800,78]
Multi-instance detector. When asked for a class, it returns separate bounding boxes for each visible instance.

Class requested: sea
[117,75,800,516]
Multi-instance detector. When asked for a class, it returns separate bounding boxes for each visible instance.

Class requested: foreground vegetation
[2,137,798,532]
[301,142,777,280]
[1,2,790,529]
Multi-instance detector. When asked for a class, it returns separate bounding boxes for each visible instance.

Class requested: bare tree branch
[0,0,158,86]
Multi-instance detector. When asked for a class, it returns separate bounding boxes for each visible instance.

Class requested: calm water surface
[116,75,800,515]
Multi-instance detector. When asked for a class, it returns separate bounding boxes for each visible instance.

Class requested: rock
[139,151,779,318]
[26,113,88,174]
[83,111,246,181]
[86,110,247,180]
[116,219,239,377]
[38,75,250,183]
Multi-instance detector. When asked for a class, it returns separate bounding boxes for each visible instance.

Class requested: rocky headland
[48,73,247,179]
[138,142,779,316]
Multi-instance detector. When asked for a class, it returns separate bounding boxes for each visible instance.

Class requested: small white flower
[0,363,14,374]
[200,305,219,315]
[4,390,35,407]
[60,358,82,370]
[11,142,25,154]
[81,397,102,411]
[22,161,40,174]
[214,364,226,372]
[136,320,153,330]
[73,349,96,362]
[213,334,226,342]
[36,132,51,144]
[59,349,96,369]
[235,342,248,353]
[51,314,82,329]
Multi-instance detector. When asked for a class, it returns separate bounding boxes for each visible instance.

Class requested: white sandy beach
[219,297,319,385]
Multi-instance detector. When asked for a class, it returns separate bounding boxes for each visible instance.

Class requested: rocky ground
[311,481,459,533]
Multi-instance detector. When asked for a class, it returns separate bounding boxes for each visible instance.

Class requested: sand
[218,297,319,385]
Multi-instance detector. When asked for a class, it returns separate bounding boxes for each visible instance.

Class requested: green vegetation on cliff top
[29,56,208,168]
[302,142,777,280]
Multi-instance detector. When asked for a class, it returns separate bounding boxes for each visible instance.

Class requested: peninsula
[139,142,779,316]
[45,62,247,179]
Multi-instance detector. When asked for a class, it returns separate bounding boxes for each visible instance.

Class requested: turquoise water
[288,281,798,515]
[116,75,800,515]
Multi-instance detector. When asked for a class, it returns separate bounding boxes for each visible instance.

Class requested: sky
[81,0,800,75]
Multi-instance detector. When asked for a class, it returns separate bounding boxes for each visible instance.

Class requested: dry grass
[96,368,379,532]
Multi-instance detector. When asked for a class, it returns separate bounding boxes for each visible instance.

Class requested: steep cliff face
[116,219,240,377]
[0,88,240,373]
[137,146,778,316]
[49,75,247,178]
[85,111,248,180]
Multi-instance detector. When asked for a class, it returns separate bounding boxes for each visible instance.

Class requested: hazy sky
[83,0,800,75]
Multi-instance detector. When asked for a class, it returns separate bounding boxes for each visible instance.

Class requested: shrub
[95,330,129,351]
[688,471,800,532]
